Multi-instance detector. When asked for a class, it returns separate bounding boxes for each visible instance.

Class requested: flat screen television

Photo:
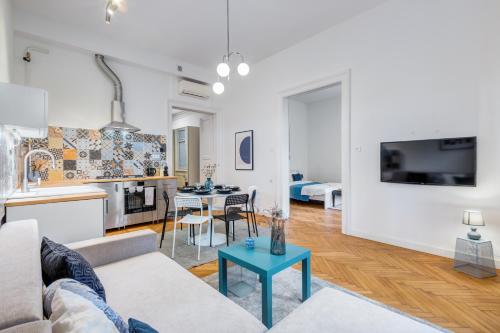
[380,137,476,186]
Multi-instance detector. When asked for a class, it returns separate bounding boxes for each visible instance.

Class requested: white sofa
[0,219,446,333]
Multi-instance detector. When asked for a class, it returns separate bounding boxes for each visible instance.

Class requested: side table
[454,237,497,278]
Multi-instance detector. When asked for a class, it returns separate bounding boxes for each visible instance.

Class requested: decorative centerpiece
[202,163,216,190]
[245,237,255,249]
[267,204,287,255]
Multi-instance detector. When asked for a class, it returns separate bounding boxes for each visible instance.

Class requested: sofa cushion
[43,279,128,333]
[128,318,158,333]
[0,220,44,330]
[0,320,51,333]
[94,252,266,333]
[269,287,447,333]
[41,237,106,300]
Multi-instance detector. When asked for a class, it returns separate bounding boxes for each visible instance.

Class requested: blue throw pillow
[292,173,304,181]
[44,279,128,333]
[41,237,106,301]
[129,318,159,333]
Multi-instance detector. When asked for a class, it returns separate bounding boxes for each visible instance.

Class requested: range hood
[95,54,140,132]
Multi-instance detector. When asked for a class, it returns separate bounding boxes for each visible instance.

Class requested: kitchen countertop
[5,192,108,207]
[83,176,178,183]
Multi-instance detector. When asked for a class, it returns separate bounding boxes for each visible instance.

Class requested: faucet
[22,149,56,192]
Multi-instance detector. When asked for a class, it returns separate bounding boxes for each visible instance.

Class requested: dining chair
[172,196,212,260]
[160,191,190,248]
[213,194,250,246]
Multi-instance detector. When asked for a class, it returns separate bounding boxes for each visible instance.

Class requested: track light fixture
[105,0,124,24]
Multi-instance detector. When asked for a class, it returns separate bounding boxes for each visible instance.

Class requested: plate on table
[194,189,211,195]
[228,185,240,191]
[180,187,195,193]
[214,184,224,189]
[217,188,232,194]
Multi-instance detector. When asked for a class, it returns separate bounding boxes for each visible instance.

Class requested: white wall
[307,97,341,183]
[288,100,308,178]
[215,0,500,263]
[13,35,171,135]
[0,0,13,82]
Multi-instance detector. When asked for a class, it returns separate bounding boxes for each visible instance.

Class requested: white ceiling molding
[13,8,213,82]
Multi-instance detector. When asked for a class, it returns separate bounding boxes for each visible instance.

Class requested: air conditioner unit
[177,79,211,99]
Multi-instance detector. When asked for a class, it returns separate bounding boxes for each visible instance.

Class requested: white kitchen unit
[6,198,105,244]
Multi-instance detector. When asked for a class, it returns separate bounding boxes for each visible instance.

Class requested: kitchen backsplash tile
[24,126,167,181]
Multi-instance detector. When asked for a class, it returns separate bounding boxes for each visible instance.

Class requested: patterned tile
[89,150,101,160]
[63,149,77,160]
[63,160,77,171]
[49,148,63,160]
[48,137,63,149]
[64,170,76,180]
[25,126,167,182]
[78,150,89,159]
[48,127,64,139]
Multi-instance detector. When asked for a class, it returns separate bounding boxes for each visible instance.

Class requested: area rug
[157,220,269,269]
[203,268,451,332]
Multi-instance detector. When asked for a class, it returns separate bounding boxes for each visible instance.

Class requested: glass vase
[270,217,287,255]
[204,177,214,190]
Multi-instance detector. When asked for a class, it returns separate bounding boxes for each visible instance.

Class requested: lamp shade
[462,210,485,226]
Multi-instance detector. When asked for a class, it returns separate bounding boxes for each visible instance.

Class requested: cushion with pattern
[41,237,106,301]
[128,318,159,333]
[44,278,127,333]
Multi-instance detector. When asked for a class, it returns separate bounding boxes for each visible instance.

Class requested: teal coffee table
[218,237,311,328]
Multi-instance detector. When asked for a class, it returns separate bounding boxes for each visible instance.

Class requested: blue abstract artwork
[235,130,253,170]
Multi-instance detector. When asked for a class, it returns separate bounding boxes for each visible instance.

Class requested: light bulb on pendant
[237,62,250,76]
[216,62,230,77]
[212,81,225,95]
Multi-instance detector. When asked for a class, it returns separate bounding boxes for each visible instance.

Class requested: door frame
[167,100,224,184]
[277,69,351,234]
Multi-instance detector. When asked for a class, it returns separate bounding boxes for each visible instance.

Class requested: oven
[124,181,157,214]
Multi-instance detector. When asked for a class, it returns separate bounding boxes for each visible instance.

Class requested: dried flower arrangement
[202,163,216,178]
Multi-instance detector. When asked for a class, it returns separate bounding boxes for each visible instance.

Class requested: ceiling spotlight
[212,81,225,95]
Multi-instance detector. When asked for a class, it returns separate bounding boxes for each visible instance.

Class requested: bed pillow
[43,278,128,333]
[292,173,303,181]
[41,237,106,301]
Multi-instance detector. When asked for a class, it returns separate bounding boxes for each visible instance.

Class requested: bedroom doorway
[288,83,342,212]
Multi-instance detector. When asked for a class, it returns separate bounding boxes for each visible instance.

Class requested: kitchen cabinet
[6,199,104,244]
[0,82,48,138]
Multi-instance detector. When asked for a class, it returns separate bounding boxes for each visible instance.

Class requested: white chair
[172,196,212,260]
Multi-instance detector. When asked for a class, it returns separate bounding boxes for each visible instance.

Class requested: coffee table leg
[262,274,272,328]
[218,255,227,296]
[302,256,311,301]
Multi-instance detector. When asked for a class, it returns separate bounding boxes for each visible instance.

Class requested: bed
[289,180,342,209]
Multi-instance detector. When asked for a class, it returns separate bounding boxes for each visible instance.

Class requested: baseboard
[346,229,500,268]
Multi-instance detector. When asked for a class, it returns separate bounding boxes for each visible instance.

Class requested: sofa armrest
[66,230,157,267]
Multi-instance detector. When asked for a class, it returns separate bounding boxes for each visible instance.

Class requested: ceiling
[289,83,341,104]
[13,0,387,69]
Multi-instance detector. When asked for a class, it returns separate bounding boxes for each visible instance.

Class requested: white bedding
[300,182,341,197]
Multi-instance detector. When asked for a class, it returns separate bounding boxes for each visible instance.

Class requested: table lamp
[462,210,485,240]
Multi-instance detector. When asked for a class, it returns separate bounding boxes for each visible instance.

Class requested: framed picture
[235,130,254,170]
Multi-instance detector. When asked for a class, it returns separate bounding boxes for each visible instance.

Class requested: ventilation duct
[95,54,140,132]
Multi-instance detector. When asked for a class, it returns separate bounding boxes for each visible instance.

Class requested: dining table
[176,189,242,247]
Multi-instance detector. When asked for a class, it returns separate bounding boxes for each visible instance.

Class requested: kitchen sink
[9,185,105,199]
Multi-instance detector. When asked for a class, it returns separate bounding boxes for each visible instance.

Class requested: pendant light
[213,0,250,95]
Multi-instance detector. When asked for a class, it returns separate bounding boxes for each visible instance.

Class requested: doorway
[279,71,351,234]
[170,107,217,187]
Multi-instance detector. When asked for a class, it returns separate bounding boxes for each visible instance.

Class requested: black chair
[160,191,190,248]
[248,189,258,237]
[213,194,250,246]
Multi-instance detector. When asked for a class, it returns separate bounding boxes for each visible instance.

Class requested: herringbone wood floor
[108,202,500,332]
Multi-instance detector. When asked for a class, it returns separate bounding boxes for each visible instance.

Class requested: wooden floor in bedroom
[108,202,500,333]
